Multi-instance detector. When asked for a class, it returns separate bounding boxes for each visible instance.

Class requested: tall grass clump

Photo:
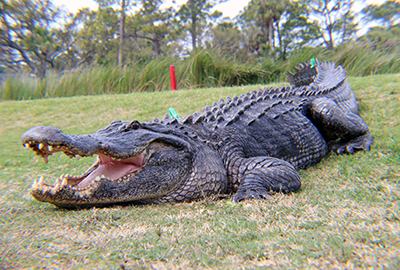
[284,47,329,73]
[135,56,175,92]
[182,49,271,88]
[332,41,400,76]
[1,43,399,101]
[46,65,134,97]
[0,74,45,100]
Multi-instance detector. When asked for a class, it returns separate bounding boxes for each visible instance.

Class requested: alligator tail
[287,60,347,92]
[286,60,319,87]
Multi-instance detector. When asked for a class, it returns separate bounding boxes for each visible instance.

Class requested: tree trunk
[268,17,274,58]
[327,26,334,50]
[153,32,159,56]
[276,20,284,60]
[342,12,347,43]
[118,0,126,66]
[189,0,197,50]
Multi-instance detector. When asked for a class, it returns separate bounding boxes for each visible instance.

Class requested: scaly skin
[22,61,373,208]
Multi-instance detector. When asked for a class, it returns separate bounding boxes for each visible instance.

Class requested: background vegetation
[1,0,399,100]
[1,73,399,268]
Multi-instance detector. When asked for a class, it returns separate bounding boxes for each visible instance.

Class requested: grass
[0,73,399,269]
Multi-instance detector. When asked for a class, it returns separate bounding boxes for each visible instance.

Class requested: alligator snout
[22,126,68,144]
[22,126,99,161]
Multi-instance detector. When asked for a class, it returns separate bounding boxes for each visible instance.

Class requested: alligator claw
[332,133,374,155]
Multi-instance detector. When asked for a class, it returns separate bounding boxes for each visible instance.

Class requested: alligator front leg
[310,97,374,154]
[232,157,301,202]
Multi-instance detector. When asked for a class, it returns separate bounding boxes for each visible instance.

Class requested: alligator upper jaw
[21,126,100,162]
[23,137,147,205]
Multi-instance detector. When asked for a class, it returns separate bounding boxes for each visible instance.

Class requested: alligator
[22,61,373,208]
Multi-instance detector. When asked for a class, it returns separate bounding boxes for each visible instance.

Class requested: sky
[52,0,389,35]
[53,0,388,16]
[52,0,251,19]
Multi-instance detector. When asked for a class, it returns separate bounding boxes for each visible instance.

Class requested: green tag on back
[310,58,316,68]
[169,107,179,119]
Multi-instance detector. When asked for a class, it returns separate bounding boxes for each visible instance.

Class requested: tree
[299,0,358,50]
[358,24,400,52]
[241,0,289,57]
[66,7,120,66]
[127,0,174,57]
[362,0,400,29]
[95,0,136,66]
[208,19,243,56]
[0,0,63,77]
[177,0,225,50]
[277,1,321,60]
[336,3,358,43]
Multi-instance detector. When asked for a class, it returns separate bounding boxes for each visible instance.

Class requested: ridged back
[159,61,348,130]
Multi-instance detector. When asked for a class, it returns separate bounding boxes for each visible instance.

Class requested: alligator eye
[128,121,140,130]
[117,120,141,132]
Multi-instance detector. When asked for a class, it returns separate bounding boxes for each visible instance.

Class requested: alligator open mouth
[24,140,145,192]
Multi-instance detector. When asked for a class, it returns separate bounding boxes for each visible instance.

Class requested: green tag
[310,58,316,68]
[169,107,179,119]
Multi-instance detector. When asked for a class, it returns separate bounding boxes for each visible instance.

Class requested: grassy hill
[0,74,399,269]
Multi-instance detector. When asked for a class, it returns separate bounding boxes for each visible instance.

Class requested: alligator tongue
[76,153,145,188]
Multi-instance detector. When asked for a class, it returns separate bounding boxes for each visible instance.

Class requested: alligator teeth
[23,143,29,148]
[61,177,68,187]
[31,176,45,189]
[41,185,51,193]
[38,143,46,151]
[32,178,38,187]
[42,155,49,163]
[38,176,45,186]
[53,181,61,192]
[53,178,60,187]
[48,145,53,152]
[94,176,101,182]
[51,176,62,191]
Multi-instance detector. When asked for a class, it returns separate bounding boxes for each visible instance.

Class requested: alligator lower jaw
[24,140,145,196]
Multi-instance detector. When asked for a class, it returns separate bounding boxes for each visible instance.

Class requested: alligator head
[22,120,227,208]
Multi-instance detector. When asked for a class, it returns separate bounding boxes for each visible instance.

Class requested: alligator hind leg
[232,157,301,202]
[310,97,374,154]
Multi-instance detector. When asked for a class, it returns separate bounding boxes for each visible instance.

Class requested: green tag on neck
[169,107,179,119]
[310,58,316,68]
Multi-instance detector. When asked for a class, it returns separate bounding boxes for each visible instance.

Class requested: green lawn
[0,74,399,269]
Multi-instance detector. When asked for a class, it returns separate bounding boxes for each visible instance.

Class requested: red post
[170,65,177,91]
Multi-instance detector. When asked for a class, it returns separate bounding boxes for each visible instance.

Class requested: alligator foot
[332,133,374,154]
[231,157,301,202]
